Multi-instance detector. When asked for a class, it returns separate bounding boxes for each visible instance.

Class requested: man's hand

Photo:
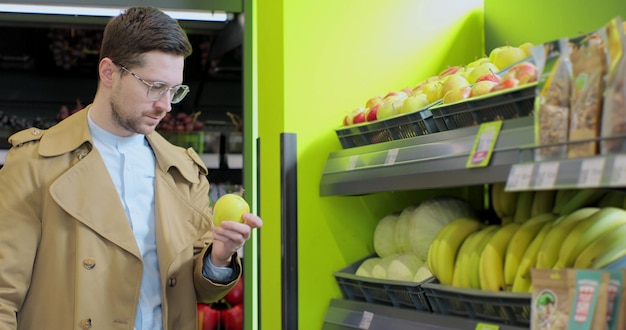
[210,213,263,267]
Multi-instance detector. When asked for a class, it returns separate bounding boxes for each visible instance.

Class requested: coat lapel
[50,150,141,259]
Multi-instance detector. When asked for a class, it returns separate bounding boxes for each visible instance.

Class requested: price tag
[578,157,606,188]
[467,121,503,168]
[505,163,534,191]
[358,311,374,329]
[610,155,626,186]
[534,161,560,189]
[475,322,499,330]
[347,155,359,171]
[384,148,399,165]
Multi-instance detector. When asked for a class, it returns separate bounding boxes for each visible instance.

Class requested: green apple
[422,80,444,103]
[438,75,470,100]
[493,46,527,70]
[466,56,490,69]
[399,93,429,114]
[467,62,500,83]
[213,193,250,226]
[518,42,534,57]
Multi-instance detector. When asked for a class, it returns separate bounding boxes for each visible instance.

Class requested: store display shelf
[322,298,527,330]
[320,116,534,196]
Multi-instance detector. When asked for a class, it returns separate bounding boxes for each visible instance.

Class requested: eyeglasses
[116,63,190,104]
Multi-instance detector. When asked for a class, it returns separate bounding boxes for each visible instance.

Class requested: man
[0,6,262,330]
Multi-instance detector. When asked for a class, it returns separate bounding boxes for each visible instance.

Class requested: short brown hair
[99,6,192,69]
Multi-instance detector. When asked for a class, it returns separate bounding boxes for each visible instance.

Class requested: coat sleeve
[0,140,44,330]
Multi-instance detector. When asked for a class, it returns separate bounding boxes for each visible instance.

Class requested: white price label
[347,155,359,171]
[384,148,400,165]
[358,311,374,329]
[534,162,560,189]
[610,156,626,186]
[506,163,534,191]
[578,158,606,188]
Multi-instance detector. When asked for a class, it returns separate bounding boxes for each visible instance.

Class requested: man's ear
[98,58,116,87]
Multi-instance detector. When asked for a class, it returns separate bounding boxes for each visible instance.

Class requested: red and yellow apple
[438,65,463,78]
[365,103,382,122]
[467,61,500,83]
[365,95,384,109]
[443,86,471,104]
[503,61,538,84]
[490,77,520,92]
[438,75,470,100]
[343,107,367,126]
[470,80,498,98]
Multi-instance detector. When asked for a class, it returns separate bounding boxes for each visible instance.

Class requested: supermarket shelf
[320,116,535,196]
[322,298,527,330]
[506,152,626,191]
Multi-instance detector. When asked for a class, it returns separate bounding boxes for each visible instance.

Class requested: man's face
[109,51,185,136]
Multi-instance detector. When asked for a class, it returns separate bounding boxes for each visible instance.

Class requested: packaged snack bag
[534,38,573,161]
[568,269,609,330]
[600,17,626,154]
[567,30,607,158]
[613,269,626,329]
[531,268,574,330]
[605,269,623,330]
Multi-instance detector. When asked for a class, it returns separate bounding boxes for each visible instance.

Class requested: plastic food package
[600,17,626,154]
[534,38,573,161]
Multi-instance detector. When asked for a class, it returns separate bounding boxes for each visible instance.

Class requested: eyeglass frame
[113,61,190,104]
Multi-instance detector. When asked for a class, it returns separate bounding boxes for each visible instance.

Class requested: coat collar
[39,105,207,184]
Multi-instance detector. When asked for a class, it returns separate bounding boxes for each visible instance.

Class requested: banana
[535,207,600,269]
[500,189,520,218]
[513,191,534,223]
[598,190,626,208]
[468,225,500,289]
[452,229,482,287]
[511,221,553,292]
[500,216,514,225]
[504,212,556,289]
[574,223,626,269]
[433,217,484,285]
[427,233,440,278]
[479,222,521,291]
[530,190,557,217]
[491,182,506,219]
[552,189,578,214]
[553,207,626,269]
[558,189,607,216]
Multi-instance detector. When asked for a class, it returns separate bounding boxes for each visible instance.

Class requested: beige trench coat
[0,107,240,330]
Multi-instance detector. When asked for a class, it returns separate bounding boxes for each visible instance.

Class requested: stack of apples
[341,42,538,126]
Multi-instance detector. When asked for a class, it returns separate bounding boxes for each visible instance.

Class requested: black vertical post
[280,133,298,330]
[255,137,262,330]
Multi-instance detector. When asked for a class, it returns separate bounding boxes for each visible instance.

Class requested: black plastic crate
[335,106,439,149]
[422,279,531,327]
[333,255,433,312]
[430,83,536,131]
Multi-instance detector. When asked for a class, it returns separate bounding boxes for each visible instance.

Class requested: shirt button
[78,152,87,160]
[79,318,92,329]
[31,129,41,135]
[168,277,177,287]
[83,258,96,270]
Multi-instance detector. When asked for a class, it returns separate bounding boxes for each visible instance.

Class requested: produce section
[322,15,626,330]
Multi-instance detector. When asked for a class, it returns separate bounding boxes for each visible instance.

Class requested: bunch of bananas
[427,186,626,293]
[490,183,622,223]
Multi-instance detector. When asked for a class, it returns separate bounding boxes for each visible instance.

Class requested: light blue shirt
[87,112,233,330]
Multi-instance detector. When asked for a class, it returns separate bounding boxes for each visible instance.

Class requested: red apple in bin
[342,107,366,126]
[365,103,382,122]
[438,65,462,78]
[221,304,243,330]
[224,278,244,306]
[197,303,219,330]
[490,77,520,92]
[503,61,538,84]
[470,80,498,98]
[475,72,501,84]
